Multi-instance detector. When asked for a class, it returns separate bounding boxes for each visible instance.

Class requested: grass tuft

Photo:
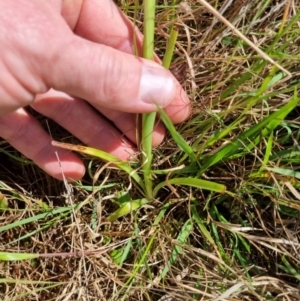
[1,0,300,300]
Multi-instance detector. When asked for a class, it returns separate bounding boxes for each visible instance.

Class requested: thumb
[46,37,179,113]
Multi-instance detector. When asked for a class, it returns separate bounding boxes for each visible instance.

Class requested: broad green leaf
[107,198,149,222]
[153,202,170,226]
[0,192,8,209]
[115,191,131,206]
[110,240,132,266]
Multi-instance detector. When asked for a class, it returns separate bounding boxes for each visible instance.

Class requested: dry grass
[1,0,300,300]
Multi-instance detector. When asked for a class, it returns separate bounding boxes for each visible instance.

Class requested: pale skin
[0,0,190,181]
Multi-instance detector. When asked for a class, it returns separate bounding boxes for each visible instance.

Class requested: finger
[60,0,191,122]
[1,0,177,115]
[163,84,192,124]
[62,0,145,55]
[32,90,138,157]
[97,107,166,146]
[0,108,85,181]
[48,40,178,114]
[33,90,166,148]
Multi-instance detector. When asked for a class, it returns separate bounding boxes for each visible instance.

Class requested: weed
[1,1,300,300]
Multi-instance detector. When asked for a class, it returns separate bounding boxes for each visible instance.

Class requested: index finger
[61,0,191,123]
[62,0,144,55]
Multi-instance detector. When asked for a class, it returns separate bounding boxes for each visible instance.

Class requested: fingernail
[139,65,176,107]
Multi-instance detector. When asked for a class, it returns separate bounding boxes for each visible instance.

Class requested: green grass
[1,0,300,300]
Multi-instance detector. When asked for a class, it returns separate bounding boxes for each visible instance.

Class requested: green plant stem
[162,27,178,69]
[141,0,156,199]
[141,113,156,199]
[142,0,155,60]
[141,2,178,199]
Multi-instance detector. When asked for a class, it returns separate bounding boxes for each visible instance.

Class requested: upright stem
[143,0,155,60]
[141,2,178,200]
[141,0,156,199]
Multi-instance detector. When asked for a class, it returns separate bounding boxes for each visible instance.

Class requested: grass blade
[191,205,216,246]
[162,27,178,69]
[157,106,199,165]
[0,252,38,261]
[0,206,75,233]
[199,89,299,173]
[159,219,193,280]
[153,177,226,198]
[52,141,145,191]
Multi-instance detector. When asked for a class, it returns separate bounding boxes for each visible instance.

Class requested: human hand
[0,0,190,181]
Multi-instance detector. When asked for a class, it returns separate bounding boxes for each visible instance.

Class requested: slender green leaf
[153,177,226,198]
[52,141,145,191]
[260,131,273,171]
[119,238,133,266]
[162,27,178,69]
[278,256,300,281]
[157,106,199,165]
[159,219,193,280]
[113,231,158,301]
[0,206,75,233]
[0,252,38,261]
[268,167,300,180]
[191,205,216,246]
[200,90,299,173]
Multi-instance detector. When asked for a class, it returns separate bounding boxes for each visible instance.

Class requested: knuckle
[0,57,46,114]
[48,97,75,123]
[0,113,31,144]
[97,49,133,106]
